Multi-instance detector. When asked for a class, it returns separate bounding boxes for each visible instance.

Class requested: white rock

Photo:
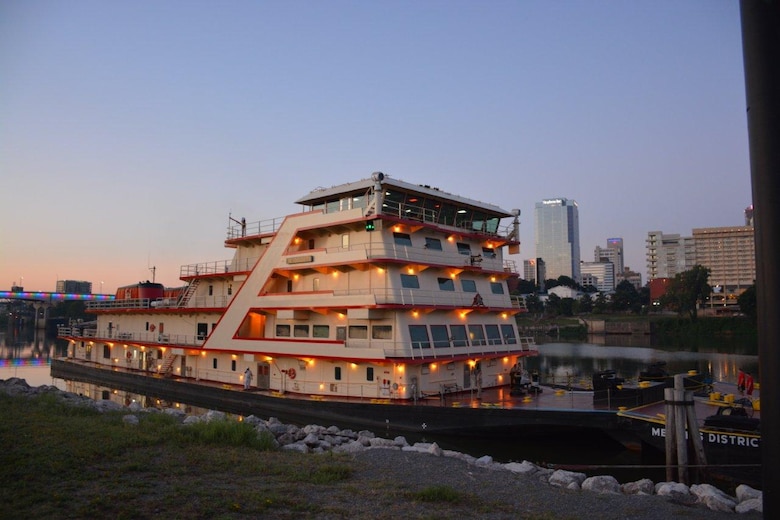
[735,497,762,514]
[475,455,494,466]
[504,460,539,475]
[122,414,139,426]
[690,483,736,512]
[655,482,690,497]
[735,484,762,503]
[548,469,586,488]
[621,478,655,495]
[582,475,621,494]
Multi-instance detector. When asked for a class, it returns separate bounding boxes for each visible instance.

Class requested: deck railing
[58,327,206,347]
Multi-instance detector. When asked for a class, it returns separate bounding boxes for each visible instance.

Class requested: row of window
[400,274,505,295]
[275,323,392,340]
[408,323,518,349]
[393,232,495,258]
[275,322,518,348]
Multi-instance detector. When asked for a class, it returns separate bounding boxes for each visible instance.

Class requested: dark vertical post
[740,1,780,515]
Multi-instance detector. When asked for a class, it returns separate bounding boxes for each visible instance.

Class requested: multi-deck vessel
[59,173,539,405]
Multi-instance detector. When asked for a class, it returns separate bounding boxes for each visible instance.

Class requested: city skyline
[1,2,751,292]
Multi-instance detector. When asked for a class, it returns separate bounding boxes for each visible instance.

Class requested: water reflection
[0,327,69,388]
[529,338,759,389]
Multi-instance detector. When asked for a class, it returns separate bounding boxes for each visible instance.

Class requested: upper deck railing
[226,199,510,243]
[179,257,259,278]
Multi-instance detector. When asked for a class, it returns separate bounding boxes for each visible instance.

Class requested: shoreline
[0,376,763,518]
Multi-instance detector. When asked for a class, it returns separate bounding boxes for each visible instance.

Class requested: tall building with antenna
[534,198,580,283]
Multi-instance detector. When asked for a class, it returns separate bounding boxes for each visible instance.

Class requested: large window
[313,325,329,338]
[294,324,309,337]
[409,325,430,349]
[400,274,420,289]
[424,237,442,250]
[372,325,392,339]
[437,277,455,291]
[485,324,502,345]
[348,325,368,339]
[468,324,486,346]
[490,282,505,294]
[461,279,477,292]
[449,325,468,347]
[501,324,517,344]
[482,247,496,258]
[457,242,471,255]
[430,325,450,348]
[393,232,412,246]
[276,324,291,337]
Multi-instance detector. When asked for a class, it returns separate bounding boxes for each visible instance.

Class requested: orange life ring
[288,368,296,380]
[150,324,156,332]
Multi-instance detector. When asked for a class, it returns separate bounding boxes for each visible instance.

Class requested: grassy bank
[1,392,545,520]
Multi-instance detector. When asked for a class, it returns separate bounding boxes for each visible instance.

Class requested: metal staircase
[159,352,178,377]
[176,279,200,307]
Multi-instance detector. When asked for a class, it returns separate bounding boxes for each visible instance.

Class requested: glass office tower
[535,198,581,283]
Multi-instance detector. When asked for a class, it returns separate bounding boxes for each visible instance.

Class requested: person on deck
[738,368,746,394]
[745,372,755,397]
[244,367,253,390]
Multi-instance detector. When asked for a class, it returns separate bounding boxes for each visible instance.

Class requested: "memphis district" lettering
[650,427,760,449]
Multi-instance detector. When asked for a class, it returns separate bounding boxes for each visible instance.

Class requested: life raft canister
[288,368,296,379]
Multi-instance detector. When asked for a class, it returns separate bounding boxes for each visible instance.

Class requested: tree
[578,293,593,313]
[523,293,544,315]
[612,280,639,313]
[545,293,561,316]
[514,278,537,295]
[661,265,711,321]
[737,285,757,319]
[593,293,608,314]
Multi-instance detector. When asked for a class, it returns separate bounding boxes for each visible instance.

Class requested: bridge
[1,290,115,329]
[0,290,115,303]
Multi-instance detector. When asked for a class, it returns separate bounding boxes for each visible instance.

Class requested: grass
[0,392,356,519]
[0,391,529,519]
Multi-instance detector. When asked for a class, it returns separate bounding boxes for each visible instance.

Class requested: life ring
[126,351,132,359]
[288,368,296,380]
[150,324,156,332]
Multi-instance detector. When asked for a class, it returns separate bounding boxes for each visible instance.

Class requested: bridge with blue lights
[0,291,115,303]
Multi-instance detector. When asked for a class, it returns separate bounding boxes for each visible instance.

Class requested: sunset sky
[1,1,751,293]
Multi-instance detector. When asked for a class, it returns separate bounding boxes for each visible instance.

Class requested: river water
[0,327,760,487]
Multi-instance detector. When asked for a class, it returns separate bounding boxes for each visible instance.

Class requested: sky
[1,1,751,294]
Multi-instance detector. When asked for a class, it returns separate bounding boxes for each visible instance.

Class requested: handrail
[57,327,206,347]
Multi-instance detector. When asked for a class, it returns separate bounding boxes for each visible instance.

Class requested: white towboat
[59,172,537,403]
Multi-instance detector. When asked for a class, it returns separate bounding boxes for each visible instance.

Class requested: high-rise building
[646,231,695,281]
[580,261,615,293]
[616,267,643,290]
[523,259,537,283]
[692,226,755,296]
[744,205,754,226]
[595,238,624,274]
[535,198,580,283]
[56,280,93,294]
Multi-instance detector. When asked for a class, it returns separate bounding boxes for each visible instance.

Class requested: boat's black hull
[625,417,761,487]
[51,359,622,439]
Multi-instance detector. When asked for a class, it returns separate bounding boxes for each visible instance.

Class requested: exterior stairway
[159,352,178,377]
[176,279,200,307]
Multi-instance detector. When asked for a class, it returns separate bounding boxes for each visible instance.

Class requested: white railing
[58,327,206,347]
[378,336,537,360]
[179,256,260,277]
[227,216,286,240]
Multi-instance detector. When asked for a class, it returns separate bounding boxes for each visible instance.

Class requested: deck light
[365,220,376,231]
